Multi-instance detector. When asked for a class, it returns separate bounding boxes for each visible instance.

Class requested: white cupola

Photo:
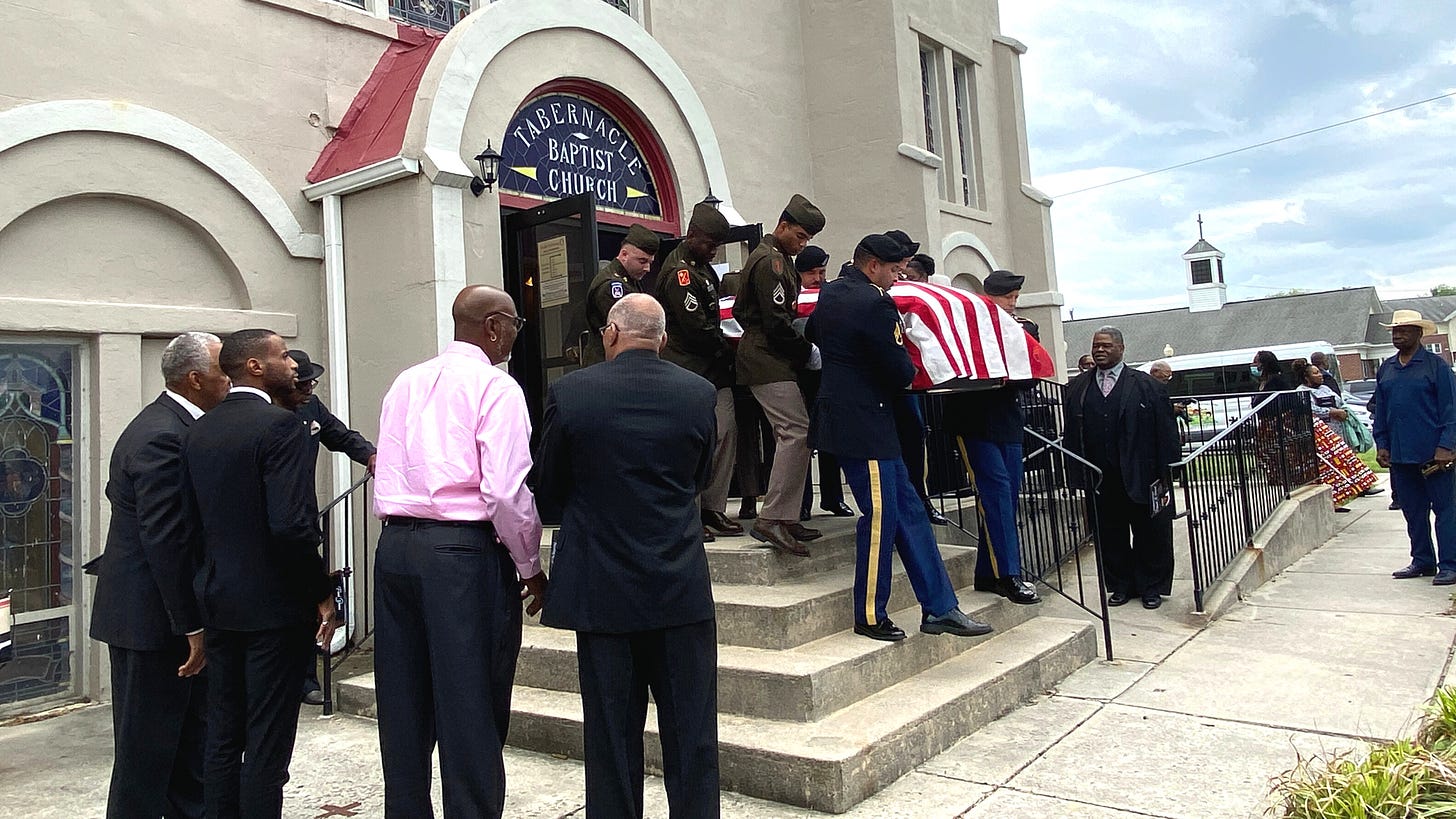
[1183,214,1227,312]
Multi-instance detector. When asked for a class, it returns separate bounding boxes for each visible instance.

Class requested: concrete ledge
[1197,484,1336,622]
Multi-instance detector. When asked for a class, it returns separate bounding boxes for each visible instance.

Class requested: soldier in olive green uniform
[733,194,826,557]
[581,224,660,366]
[654,201,743,539]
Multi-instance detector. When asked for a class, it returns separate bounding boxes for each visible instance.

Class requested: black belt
[383,516,495,532]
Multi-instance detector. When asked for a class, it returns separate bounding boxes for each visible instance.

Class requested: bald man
[373,285,548,817]
[534,294,720,817]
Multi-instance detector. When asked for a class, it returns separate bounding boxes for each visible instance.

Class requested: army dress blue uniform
[806,247,985,640]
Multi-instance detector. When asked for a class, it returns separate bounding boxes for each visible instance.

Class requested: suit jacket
[533,349,717,633]
[90,394,203,651]
[805,264,917,460]
[1064,367,1180,503]
[297,397,376,467]
[183,392,330,631]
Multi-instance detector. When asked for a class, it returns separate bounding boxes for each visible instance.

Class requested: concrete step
[711,543,978,649]
[512,588,1043,722]
[505,616,1098,813]
[544,518,862,586]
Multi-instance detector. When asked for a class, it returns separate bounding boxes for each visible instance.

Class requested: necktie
[1100,370,1115,396]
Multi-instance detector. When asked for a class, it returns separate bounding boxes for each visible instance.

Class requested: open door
[502,193,599,430]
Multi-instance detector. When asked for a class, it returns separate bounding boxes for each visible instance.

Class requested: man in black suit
[91,331,230,819]
[183,329,337,819]
[281,348,376,705]
[534,293,720,818]
[1064,326,1180,609]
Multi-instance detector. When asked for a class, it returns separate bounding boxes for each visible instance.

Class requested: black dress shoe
[999,576,1040,605]
[1393,563,1438,579]
[1390,501,1403,510]
[702,509,744,536]
[854,620,907,642]
[920,607,994,637]
[750,520,810,557]
[820,501,855,517]
[1361,487,1385,497]
[1435,571,1456,586]
[702,527,715,543]
[1141,595,1162,609]
[924,500,950,526]
[1107,592,1130,607]
[738,499,758,520]
[1335,506,1352,513]
[787,522,822,541]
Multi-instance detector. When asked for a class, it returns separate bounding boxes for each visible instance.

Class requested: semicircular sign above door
[500,93,662,219]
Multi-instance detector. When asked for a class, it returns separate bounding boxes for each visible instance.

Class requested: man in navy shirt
[1373,310,1456,585]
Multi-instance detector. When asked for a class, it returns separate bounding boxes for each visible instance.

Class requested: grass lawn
[1358,448,1388,474]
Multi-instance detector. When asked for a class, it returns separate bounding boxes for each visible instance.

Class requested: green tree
[1268,288,1310,297]
[1431,284,1456,296]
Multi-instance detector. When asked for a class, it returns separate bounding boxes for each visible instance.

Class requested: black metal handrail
[318,472,372,717]
[1170,390,1318,611]
[921,381,1114,660]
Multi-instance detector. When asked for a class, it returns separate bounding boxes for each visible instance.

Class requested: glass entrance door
[0,342,78,708]
[502,193,600,430]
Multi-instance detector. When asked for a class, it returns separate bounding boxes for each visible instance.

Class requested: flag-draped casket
[719,281,1056,389]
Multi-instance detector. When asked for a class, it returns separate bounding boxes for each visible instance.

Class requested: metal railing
[1171,390,1318,611]
[921,380,1114,660]
[318,473,373,717]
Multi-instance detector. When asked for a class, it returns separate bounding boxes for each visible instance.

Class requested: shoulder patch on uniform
[894,323,904,346]
[772,257,783,274]
[610,281,624,299]
[677,269,691,287]
[684,292,699,312]
[772,282,786,306]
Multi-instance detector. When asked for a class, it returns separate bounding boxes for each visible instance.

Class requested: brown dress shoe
[702,509,745,536]
[749,520,810,557]
[702,527,716,543]
[786,522,822,541]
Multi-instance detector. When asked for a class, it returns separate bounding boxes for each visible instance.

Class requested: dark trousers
[894,397,931,503]
[204,624,313,819]
[1390,463,1456,572]
[841,458,959,626]
[107,643,206,819]
[576,620,720,819]
[1093,482,1175,598]
[374,520,523,819]
[958,437,1024,580]
[801,450,845,512]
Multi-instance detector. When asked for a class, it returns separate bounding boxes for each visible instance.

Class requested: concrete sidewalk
[5,487,1454,818]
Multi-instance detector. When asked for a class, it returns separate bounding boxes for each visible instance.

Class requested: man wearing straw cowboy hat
[1373,308,1456,585]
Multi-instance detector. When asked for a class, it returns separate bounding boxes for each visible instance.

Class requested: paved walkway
[5,484,1454,818]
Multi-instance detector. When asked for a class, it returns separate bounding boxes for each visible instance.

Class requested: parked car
[1343,379,1377,408]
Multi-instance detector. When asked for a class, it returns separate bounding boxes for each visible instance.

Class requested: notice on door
[538,235,570,309]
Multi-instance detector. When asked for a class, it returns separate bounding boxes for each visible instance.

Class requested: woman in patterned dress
[1297,362,1377,510]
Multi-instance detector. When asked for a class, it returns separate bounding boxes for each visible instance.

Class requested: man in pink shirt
[372,285,548,818]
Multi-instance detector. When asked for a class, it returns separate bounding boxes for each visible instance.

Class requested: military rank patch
[893,323,904,346]
[772,283,786,305]
[684,292,699,311]
[677,269,691,287]
[610,281,624,299]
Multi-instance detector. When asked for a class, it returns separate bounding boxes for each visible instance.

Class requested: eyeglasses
[486,312,527,331]
[599,322,615,335]
[298,379,318,389]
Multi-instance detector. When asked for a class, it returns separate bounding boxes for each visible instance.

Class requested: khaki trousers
[701,387,737,513]
[748,381,811,522]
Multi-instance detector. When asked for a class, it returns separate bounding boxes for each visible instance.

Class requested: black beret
[781,194,826,234]
[984,269,1026,296]
[855,233,913,263]
[885,229,920,256]
[623,224,661,255]
[795,245,829,272]
[688,202,731,243]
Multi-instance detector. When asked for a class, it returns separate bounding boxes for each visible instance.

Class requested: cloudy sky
[998,0,1456,319]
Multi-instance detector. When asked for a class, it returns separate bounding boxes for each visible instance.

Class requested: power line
[1051,90,1456,198]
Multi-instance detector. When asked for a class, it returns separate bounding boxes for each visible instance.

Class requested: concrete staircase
[336,518,1098,813]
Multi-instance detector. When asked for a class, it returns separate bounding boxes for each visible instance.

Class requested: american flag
[719,281,1056,389]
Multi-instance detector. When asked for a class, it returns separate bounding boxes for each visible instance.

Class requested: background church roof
[1184,238,1221,255]
[1063,286,1385,368]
